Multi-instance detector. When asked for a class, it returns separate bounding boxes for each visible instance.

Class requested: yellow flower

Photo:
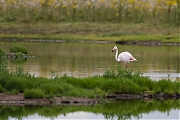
[63,5,68,9]
[128,0,135,4]
[88,3,92,7]
[40,0,45,4]
[116,13,119,16]
[165,0,177,6]
[72,5,76,9]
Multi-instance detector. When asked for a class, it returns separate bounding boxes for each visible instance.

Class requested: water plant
[0,67,179,99]
[24,89,45,99]
[0,49,5,56]
[10,46,27,54]
[0,58,7,71]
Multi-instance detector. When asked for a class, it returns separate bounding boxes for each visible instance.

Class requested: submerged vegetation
[0,56,179,99]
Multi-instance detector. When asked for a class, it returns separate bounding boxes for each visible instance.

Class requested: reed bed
[0,0,179,25]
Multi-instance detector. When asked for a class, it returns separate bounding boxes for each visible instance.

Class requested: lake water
[0,41,179,80]
[3,100,180,120]
[0,41,180,119]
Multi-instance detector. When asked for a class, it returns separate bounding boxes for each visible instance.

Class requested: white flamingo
[112,46,137,68]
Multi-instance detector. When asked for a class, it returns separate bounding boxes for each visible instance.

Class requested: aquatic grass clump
[10,46,27,54]
[0,49,5,56]
[0,58,7,71]
[103,67,142,79]
[24,89,45,99]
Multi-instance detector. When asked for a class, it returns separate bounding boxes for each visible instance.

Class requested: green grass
[0,49,5,56]
[0,22,179,43]
[0,66,179,99]
[24,89,45,99]
[10,46,27,54]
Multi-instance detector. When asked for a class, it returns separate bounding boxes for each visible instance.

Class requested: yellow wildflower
[72,5,76,9]
[40,0,45,4]
[165,0,177,6]
[88,3,92,7]
[100,0,104,2]
[128,0,135,4]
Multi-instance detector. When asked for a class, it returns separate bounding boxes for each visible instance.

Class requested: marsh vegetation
[0,0,179,43]
[0,60,179,99]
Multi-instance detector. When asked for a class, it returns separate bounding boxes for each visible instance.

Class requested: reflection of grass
[0,67,179,99]
[0,99,179,120]
[10,58,27,64]
[0,23,179,43]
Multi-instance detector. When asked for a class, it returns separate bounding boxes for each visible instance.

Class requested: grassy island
[0,66,179,99]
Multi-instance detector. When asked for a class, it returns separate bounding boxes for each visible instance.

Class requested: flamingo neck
[115,49,120,62]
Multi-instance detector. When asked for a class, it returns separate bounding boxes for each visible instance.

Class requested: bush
[0,84,6,93]
[10,46,27,54]
[24,89,45,99]
[0,49,5,56]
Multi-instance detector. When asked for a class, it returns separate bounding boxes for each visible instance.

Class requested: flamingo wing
[118,51,137,63]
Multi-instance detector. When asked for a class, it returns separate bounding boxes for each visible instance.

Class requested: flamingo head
[112,46,117,53]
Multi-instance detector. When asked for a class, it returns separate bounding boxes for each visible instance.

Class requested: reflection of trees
[0,100,179,120]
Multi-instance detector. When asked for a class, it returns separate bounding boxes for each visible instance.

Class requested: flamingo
[112,46,137,68]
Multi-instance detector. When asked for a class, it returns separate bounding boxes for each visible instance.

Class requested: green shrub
[10,89,19,95]
[0,49,5,56]
[0,84,6,93]
[10,46,27,54]
[45,93,54,99]
[24,89,45,99]
[0,58,7,71]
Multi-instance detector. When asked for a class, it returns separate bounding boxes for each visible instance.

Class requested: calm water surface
[0,41,179,80]
[4,100,180,120]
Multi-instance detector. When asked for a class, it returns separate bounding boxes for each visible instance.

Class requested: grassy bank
[0,66,179,99]
[0,0,179,43]
[0,22,179,43]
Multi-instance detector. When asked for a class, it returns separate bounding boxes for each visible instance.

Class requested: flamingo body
[112,46,137,67]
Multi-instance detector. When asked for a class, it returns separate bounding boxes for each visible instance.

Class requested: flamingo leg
[124,63,128,68]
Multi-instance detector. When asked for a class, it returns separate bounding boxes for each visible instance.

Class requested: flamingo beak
[112,49,114,53]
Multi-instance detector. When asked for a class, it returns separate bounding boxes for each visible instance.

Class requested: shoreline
[0,39,179,46]
[0,93,179,106]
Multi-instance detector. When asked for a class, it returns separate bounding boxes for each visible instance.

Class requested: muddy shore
[0,93,179,106]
